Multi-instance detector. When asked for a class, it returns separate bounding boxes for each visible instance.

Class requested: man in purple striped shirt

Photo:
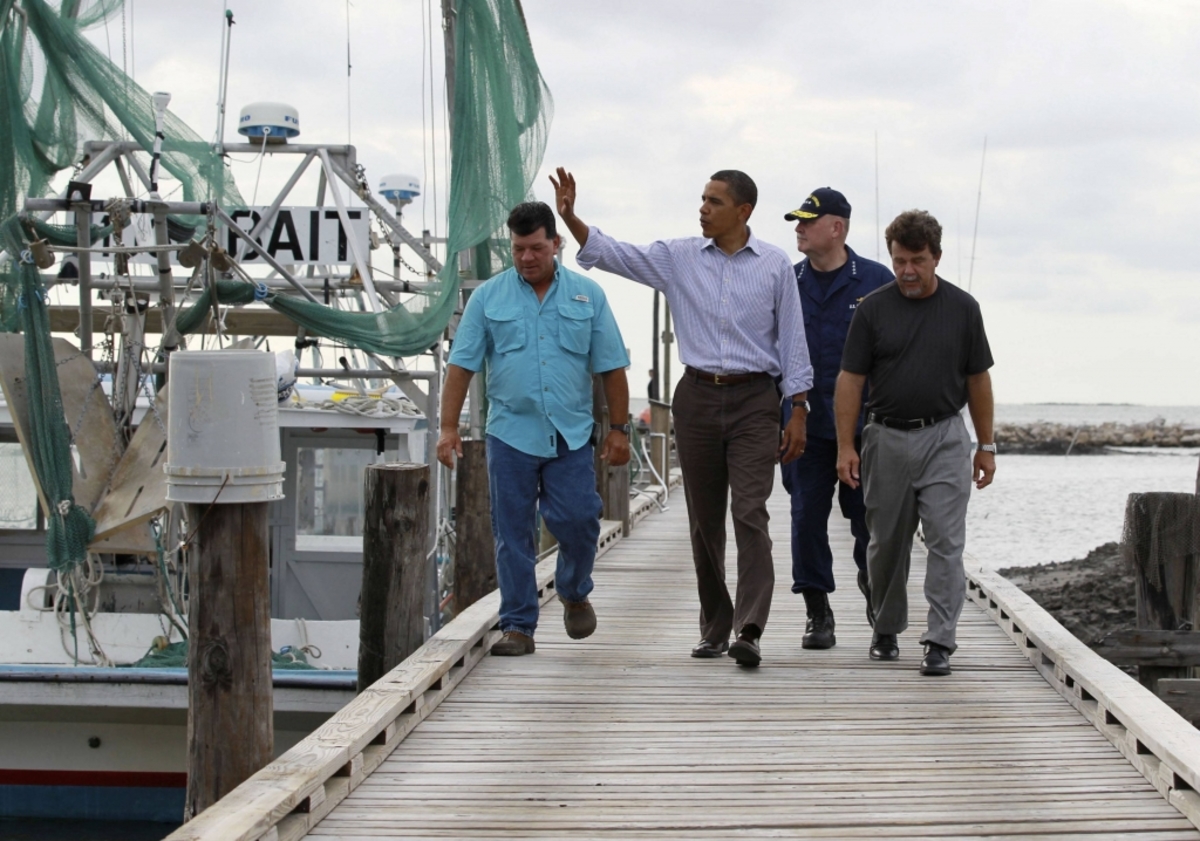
[552,166,814,667]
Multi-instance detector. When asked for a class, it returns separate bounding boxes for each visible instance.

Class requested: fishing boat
[0,0,553,823]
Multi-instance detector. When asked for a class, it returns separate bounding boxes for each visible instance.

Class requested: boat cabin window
[0,442,41,532]
[295,446,377,538]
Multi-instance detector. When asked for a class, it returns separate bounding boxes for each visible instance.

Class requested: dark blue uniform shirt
[795,246,893,440]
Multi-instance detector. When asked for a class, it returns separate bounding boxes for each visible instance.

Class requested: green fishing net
[127,640,318,671]
[0,0,552,574]
[173,0,554,356]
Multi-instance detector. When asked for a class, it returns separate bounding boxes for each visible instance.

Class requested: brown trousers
[672,373,780,642]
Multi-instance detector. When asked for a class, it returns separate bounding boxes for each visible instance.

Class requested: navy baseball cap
[784,187,852,221]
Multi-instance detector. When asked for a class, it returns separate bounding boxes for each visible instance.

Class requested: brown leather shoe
[492,631,535,656]
[561,597,597,640]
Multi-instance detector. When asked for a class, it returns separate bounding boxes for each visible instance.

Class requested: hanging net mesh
[172,0,554,357]
[0,0,552,572]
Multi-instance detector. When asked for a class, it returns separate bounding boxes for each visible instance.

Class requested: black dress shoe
[869,632,899,661]
[857,569,876,628]
[691,638,729,658]
[920,642,952,676]
[728,634,762,667]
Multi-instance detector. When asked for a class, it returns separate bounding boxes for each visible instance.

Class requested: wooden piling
[1123,492,1200,694]
[454,440,495,614]
[183,501,273,822]
[358,463,429,693]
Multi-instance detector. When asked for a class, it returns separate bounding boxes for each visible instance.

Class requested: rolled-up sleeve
[576,226,675,292]
[775,258,814,397]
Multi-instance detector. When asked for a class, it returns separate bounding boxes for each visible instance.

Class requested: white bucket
[165,350,285,504]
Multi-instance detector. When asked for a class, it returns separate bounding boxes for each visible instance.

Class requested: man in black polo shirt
[834,209,996,677]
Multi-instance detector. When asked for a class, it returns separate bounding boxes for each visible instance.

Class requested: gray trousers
[673,374,779,642]
[860,414,972,652]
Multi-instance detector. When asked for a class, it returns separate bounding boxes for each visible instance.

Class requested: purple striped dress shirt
[576,226,814,397]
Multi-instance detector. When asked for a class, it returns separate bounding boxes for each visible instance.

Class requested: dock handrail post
[453,439,495,614]
[183,501,273,821]
[591,375,630,534]
[649,398,671,497]
[358,463,429,693]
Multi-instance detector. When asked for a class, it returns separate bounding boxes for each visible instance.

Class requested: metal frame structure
[16,138,455,632]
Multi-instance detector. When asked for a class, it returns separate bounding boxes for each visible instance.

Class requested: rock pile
[995,419,1200,454]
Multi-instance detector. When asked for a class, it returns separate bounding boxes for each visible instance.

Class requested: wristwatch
[979,443,997,453]
[610,423,630,435]
[791,399,811,412]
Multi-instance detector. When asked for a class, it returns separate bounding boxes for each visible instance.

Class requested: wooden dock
[170,479,1200,840]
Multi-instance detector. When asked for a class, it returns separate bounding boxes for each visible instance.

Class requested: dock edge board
[966,565,1200,830]
[163,475,680,841]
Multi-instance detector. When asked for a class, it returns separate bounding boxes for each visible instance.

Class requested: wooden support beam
[453,439,495,615]
[1094,630,1200,667]
[184,501,273,822]
[357,463,429,693]
[1158,679,1200,723]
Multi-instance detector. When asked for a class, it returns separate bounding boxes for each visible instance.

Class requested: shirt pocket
[485,305,526,354]
[557,302,594,355]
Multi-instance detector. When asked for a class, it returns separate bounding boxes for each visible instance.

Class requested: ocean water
[963,405,1200,569]
[965,449,1198,570]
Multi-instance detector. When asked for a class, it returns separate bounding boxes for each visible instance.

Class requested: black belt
[866,411,957,431]
[685,366,773,386]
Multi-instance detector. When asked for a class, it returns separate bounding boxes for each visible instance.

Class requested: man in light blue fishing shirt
[437,201,631,657]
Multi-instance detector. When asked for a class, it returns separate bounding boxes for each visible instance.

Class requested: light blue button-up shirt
[448,261,630,458]
[577,226,813,398]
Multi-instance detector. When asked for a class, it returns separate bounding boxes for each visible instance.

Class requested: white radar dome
[379,174,421,204]
[237,102,300,141]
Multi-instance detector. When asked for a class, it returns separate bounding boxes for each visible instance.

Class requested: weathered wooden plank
[1160,679,1200,722]
[1095,631,1200,668]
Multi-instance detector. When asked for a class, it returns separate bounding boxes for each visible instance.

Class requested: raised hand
[550,167,577,220]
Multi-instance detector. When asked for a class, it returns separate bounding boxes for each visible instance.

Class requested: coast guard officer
[782,188,893,650]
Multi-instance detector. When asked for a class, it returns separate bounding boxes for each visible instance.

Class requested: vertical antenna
[874,131,880,261]
[346,0,353,144]
[957,208,962,284]
[968,136,987,292]
[214,8,234,155]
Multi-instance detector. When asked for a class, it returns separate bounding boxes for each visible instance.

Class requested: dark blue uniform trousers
[780,435,869,594]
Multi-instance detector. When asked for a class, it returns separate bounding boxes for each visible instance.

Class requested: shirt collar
[701,227,762,256]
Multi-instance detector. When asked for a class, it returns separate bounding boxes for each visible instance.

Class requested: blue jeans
[486,434,601,637]
[780,434,869,594]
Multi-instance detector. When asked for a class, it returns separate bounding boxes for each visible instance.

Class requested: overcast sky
[79,0,1200,406]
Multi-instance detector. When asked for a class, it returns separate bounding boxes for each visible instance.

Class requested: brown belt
[685,366,773,386]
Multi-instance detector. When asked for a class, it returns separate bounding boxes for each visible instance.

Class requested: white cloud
[68,0,1200,404]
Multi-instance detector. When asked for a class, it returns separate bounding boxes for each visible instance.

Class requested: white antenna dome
[237,102,300,141]
[379,174,421,207]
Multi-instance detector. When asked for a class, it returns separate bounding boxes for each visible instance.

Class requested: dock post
[454,440,495,613]
[649,399,671,494]
[183,501,273,821]
[358,463,429,692]
[1124,492,1200,693]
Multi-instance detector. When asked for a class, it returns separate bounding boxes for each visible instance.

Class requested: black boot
[801,590,836,650]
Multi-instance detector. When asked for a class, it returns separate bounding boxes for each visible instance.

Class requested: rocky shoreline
[995,420,1200,454]
[998,542,1135,651]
